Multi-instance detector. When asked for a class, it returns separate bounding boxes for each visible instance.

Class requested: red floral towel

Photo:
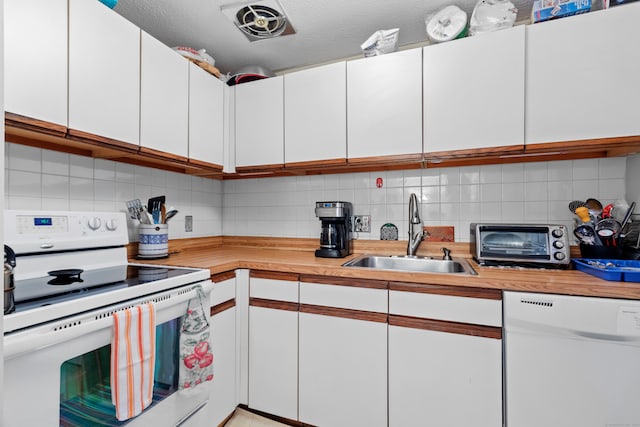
[179,286,214,390]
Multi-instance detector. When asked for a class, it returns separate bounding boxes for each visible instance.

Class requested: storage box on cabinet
[248,271,299,421]
[298,276,387,427]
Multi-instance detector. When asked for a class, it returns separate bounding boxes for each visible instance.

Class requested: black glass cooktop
[13,264,202,312]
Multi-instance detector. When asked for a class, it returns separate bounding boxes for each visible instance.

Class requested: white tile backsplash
[5,142,223,241]
[5,142,638,244]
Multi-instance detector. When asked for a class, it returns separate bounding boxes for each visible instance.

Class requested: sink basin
[342,255,477,275]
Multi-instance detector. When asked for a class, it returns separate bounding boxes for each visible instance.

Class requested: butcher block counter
[130,236,640,300]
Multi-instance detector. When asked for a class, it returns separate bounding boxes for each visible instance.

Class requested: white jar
[138,224,168,259]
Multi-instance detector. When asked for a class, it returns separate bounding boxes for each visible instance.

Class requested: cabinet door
[526,4,640,144]
[347,48,422,160]
[210,307,237,425]
[235,77,284,169]
[140,31,189,158]
[424,26,524,153]
[209,277,237,426]
[298,313,387,427]
[284,62,346,165]
[248,276,298,420]
[68,0,140,145]
[5,0,68,127]
[388,325,502,427]
[189,63,224,168]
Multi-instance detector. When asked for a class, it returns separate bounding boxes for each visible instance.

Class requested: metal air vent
[221,0,296,42]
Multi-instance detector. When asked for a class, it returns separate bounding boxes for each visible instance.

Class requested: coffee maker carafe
[315,201,352,258]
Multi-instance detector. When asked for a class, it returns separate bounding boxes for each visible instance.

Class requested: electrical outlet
[353,215,371,233]
[185,215,193,232]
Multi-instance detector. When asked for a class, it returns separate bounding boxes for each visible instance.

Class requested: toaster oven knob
[106,219,118,231]
[552,229,564,238]
[554,252,566,261]
[553,240,565,249]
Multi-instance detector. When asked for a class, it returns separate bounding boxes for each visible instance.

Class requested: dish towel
[111,303,156,421]
[179,286,214,390]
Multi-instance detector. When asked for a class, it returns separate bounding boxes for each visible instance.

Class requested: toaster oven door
[478,226,551,260]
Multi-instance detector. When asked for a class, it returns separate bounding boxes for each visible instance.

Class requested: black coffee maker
[315,201,353,258]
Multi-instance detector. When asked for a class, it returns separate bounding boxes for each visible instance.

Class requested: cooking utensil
[126,199,143,221]
[620,201,636,232]
[568,200,587,214]
[164,207,179,223]
[574,225,598,245]
[147,196,166,224]
[602,203,614,219]
[575,206,592,224]
[585,198,603,220]
[596,218,622,246]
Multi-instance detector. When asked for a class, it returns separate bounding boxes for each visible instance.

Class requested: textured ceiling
[113,0,576,75]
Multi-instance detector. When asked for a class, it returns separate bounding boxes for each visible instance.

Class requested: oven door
[3,281,213,427]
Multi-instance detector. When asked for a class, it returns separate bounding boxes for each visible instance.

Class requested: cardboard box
[531,0,591,23]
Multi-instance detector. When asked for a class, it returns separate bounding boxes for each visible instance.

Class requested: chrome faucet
[407,193,424,256]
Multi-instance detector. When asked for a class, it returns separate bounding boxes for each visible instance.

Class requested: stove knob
[553,240,565,249]
[87,217,102,230]
[554,252,566,261]
[106,219,118,231]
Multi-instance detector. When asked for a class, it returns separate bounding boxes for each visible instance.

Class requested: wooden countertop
[129,236,640,300]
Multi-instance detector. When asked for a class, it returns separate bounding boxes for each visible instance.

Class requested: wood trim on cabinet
[250,297,299,312]
[211,271,236,283]
[285,158,347,169]
[250,270,299,282]
[139,146,189,164]
[187,157,224,172]
[389,282,502,300]
[210,299,236,316]
[235,164,285,173]
[347,153,424,166]
[5,112,67,136]
[426,144,525,159]
[389,314,502,339]
[300,274,387,289]
[525,135,640,154]
[67,128,140,152]
[299,303,388,323]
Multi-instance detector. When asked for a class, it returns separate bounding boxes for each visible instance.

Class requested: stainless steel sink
[342,255,477,275]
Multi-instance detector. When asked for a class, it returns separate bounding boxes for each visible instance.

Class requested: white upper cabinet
[140,31,189,158]
[68,0,140,145]
[189,63,225,167]
[5,0,68,128]
[347,48,423,160]
[235,76,284,169]
[284,62,347,164]
[526,4,640,144]
[424,26,525,153]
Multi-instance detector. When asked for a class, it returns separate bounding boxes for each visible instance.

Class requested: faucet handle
[441,247,452,260]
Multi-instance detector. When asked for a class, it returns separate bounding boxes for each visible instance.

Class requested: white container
[138,224,168,259]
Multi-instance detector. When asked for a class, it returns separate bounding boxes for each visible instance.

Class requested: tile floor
[223,408,289,427]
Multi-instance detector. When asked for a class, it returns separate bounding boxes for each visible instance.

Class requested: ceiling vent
[221,0,296,42]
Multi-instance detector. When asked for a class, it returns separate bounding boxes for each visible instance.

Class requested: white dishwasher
[504,291,640,427]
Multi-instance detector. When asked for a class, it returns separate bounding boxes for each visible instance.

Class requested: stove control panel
[5,210,128,254]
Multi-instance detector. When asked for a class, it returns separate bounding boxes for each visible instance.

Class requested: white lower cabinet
[388,285,503,427]
[209,274,238,426]
[298,278,388,427]
[248,273,299,420]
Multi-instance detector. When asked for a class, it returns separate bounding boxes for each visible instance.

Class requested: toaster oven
[471,223,571,267]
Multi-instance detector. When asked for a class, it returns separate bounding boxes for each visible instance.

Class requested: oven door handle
[4,282,213,359]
